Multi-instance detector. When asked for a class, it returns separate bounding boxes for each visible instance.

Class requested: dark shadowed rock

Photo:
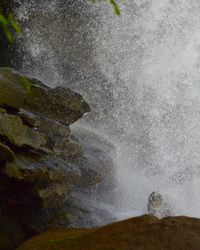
[0,208,25,250]
[0,142,15,162]
[1,153,81,208]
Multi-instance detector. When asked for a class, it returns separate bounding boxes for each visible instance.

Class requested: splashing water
[13,0,200,220]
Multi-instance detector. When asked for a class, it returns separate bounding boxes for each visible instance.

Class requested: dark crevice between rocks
[0,105,19,115]
[0,134,47,157]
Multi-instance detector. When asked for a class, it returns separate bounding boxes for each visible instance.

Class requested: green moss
[20,77,31,96]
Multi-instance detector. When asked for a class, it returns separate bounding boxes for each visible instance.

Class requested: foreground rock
[18,215,200,250]
[0,68,115,249]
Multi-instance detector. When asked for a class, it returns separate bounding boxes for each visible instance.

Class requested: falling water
[13,0,200,220]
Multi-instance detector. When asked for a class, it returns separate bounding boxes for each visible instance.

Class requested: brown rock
[18,215,200,250]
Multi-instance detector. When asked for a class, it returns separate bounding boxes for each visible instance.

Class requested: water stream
[13,0,200,220]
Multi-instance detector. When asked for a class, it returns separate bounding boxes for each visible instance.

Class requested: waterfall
[13,0,200,219]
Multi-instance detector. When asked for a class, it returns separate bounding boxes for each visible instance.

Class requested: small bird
[147,192,164,218]
[147,192,173,218]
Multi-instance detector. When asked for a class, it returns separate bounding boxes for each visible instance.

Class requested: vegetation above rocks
[0,0,121,42]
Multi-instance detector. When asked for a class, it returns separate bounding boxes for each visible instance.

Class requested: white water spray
[14,0,200,220]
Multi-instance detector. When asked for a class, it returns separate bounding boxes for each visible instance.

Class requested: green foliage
[109,0,121,16]
[0,0,120,43]
[93,0,121,16]
[0,12,21,43]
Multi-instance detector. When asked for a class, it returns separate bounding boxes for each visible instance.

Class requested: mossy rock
[0,67,30,110]
[24,84,90,125]
[0,67,90,125]
[0,113,47,150]
[0,107,6,114]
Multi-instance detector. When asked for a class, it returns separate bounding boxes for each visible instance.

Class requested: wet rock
[1,153,81,208]
[23,83,90,125]
[0,67,90,125]
[17,110,80,161]
[17,215,200,250]
[63,194,116,228]
[57,127,116,228]
[71,127,116,200]
[0,113,47,150]
[0,66,116,248]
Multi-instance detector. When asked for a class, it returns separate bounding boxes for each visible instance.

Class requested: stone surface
[0,67,90,125]
[17,215,200,250]
[23,83,90,125]
[0,67,27,110]
[57,127,116,228]
[1,153,81,208]
[0,142,15,162]
[0,67,116,249]
[0,113,47,150]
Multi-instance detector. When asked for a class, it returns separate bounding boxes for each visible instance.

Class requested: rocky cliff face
[0,67,115,250]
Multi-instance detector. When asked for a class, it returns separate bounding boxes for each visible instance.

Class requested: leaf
[8,13,21,33]
[109,0,121,16]
[0,13,9,26]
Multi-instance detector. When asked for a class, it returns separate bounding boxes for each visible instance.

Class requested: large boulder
[23,81,90,125]
[17,215,200,250]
